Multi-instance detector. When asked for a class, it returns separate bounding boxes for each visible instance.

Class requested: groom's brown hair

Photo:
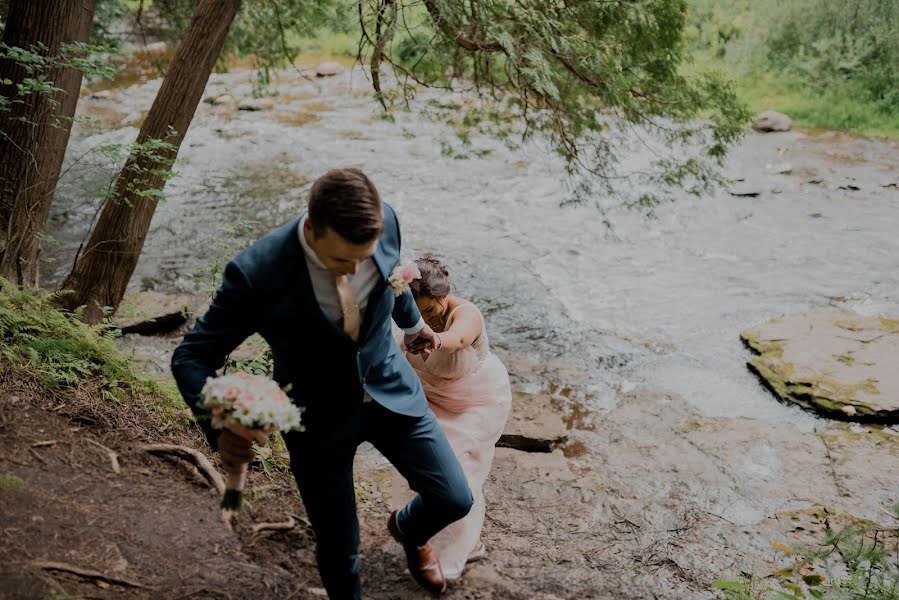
[308,168,383,244]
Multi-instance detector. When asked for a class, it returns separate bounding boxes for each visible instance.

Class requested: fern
[0,278,176,404]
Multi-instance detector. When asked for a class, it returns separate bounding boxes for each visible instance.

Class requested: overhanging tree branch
[422,0,503,52]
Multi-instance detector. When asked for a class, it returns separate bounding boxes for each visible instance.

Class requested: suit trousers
[282,397,473,599]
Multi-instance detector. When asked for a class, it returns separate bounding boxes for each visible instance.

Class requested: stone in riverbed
[728,183,762,197]
[237,97,277,112]
[752,111,792,132]
[768,162,793,175]
[497,391,568,452]
[114,291,200,335]
[741,310,899,422]
[315,62,344,77]
[203,93,237,107]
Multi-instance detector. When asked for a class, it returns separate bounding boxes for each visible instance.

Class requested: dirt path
[4,366,897,599]
[0,379,570,600]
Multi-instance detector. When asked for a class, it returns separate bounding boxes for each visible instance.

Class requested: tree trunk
[59,0,241,323]
[0,0,96,287]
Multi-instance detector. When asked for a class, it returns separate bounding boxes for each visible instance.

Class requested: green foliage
[764,0,898,113]
[226,1,353,94]
[686,0,899,137]
[376,0,748,197]
[360,0,748,200]
[227,333,274,377]
[713,505,899,600]
[87,134,179,206]
[99,0,353,95]
[0,41,115,118]
[93,0,748,202]
[252,435,291,476]
[196,219,258,299]
[92,0,136,50]
[0,278,177,405]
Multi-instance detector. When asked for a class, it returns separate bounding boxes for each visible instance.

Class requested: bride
[396,256,512,580]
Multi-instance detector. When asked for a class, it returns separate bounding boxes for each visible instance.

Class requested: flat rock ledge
[114,291,205,335]
[741,310,899,423]
[497,391,568,452]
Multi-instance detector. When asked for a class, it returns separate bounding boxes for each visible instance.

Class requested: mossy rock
[741,310,899,423]
[115,291,201,335]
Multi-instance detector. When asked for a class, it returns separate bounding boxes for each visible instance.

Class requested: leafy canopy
[89,0,747,203]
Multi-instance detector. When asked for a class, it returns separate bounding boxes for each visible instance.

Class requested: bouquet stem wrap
[221,462,248,510]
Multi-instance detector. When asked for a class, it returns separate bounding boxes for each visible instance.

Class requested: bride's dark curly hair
[410,256,451,299]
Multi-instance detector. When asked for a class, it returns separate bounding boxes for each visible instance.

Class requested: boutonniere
[389,262,421,297]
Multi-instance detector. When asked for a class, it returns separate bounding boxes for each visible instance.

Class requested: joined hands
[404,323,442,357]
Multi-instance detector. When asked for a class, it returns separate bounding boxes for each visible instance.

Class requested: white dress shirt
[297,215,424,334]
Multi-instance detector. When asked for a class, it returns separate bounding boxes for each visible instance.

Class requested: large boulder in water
[315,62,344,77]
[752,111,792,132]
[203,93,237,109]
[741,310,899,422]
[114,291,200,335]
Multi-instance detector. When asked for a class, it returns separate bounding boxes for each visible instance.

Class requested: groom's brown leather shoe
[387,511,447,595]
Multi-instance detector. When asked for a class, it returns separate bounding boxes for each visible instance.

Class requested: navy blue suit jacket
[171,204,427,447]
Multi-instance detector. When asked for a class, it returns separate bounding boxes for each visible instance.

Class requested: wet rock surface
[114,291,202,335]
[355,387,899,597]
[742,310,899,422]
[315,62,343,77]
[497,391,568,452]
[728,183,763,197]
[753,110,792,132]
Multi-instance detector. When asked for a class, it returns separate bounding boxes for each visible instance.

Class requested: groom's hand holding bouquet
[200,372,303,514]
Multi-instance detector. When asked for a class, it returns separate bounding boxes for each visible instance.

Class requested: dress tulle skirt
[393,351,511,579]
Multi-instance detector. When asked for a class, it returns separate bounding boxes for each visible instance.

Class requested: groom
[171,168,472,598]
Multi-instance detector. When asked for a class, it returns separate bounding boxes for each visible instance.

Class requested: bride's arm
[436,305,482,352]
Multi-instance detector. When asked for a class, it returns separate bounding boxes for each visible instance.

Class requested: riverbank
[4,55,897,598]
[3,322,897,598]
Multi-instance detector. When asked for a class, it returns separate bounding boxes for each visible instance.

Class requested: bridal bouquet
[200,372,302,511]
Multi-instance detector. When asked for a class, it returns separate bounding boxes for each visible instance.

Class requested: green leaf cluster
[0,278,176,406]
[712,505,899,600]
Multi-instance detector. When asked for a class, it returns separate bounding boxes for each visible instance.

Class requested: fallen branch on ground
[36,561,148,588]
[28,448,48,464]
[249,516,296,533]
[85,438,120,474]
[141,444,224,496]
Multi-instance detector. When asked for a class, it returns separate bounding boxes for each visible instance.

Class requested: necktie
[335,274,361,341]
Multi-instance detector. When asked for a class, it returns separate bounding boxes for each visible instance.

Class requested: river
[48,65,899,430]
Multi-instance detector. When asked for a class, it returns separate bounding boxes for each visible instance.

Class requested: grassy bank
[292,0,899,139]
[685,0,899,139]
[0,279,187,422]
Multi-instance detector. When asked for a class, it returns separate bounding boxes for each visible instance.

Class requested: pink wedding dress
[396,303,512,579]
